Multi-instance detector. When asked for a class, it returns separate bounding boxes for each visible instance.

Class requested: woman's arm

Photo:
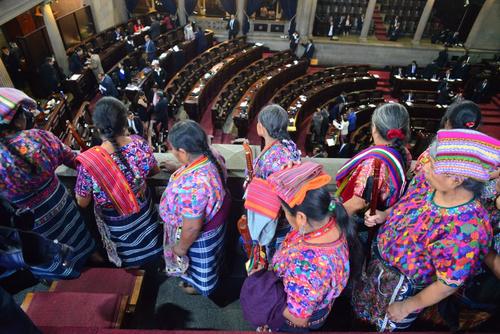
[173,217,203,257]
[387,280,456,322]
[343,195,367,216]
[283,308,309,328]
[76,195,91,208]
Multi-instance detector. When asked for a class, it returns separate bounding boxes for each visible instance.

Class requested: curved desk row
[184,45,264,121]
[232,60,309,138]
[211,50,295,130]
[392,75,463,97]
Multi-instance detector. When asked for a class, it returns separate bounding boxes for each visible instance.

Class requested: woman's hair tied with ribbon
[465,121,475,128]
[386,128,405,140]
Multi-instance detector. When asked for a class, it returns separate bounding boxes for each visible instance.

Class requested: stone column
[0,58,14,88]
[236,0,245,33]
[412,0,435,45]
[84,0,128,32]
[296,0,314,37]
[359,0,377,42]
[41,1,69,74]
[307,0,318,37]
[465,0,500,50]
[178,0,187,26]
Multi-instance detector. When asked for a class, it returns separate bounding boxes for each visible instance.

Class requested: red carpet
[373,9,388,41]
[25,292,125,328]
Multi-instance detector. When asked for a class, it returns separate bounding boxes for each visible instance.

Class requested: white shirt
[128,118,138,134]
[333,120,349,136]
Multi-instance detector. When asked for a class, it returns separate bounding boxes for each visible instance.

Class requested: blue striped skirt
[182,224,226,296]
[98,191,163,268]
[16,179,95,280]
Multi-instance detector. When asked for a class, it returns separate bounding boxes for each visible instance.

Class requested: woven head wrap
[434,129,500,181]
[0,88,36,126]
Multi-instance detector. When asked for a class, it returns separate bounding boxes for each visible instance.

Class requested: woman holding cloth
[352,129,499,331]
[159,120,230,296]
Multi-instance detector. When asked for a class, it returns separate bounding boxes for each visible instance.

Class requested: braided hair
[92,97,135,178]
[0,106,38,174]
[371,103,410,170]
[440,100,482,130]
[167,120,226,185]
[257,104,291,141]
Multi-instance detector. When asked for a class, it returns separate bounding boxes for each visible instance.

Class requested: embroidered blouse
[159,155,226,228]
[0,129,76,206]
[75,135,157,208]
[252,140,301,179]
[271,221,350,319]
[378,191,492,287]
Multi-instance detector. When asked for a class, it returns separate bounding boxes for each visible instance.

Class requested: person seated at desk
[69,48,84,74]
[423,60,439,79]
[226,14,239,40]
[184,21,195,41]
[406,60,418,77]
[162,14,174,31]
[144,34,156,62]
[87,48,103,80]
[452,59,470,80]
[115,27,124,41]
[301,39,315,60]
[98,72,119,98]
[127,111,144,137]
[134,19,144,33]
[152,60,167,87]
[39,56,60,96]
[117,62,130,89]
[441,68,452,81]
[150,16,161,39]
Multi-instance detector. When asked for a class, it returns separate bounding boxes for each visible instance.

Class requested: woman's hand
[281,160,301,170]
[364,209,388,227]
[387,300,411,323]
[172,244,187,257]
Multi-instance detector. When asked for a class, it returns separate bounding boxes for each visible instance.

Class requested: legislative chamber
[0,0,499,333]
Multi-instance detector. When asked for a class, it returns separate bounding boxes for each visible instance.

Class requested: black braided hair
[168,120,226,185]
[0,106,37,174]
[92,97,135,177]
[440,100,482,130]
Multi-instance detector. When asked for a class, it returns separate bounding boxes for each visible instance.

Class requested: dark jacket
[69,53,83,73]
[226,19,240,34]
[39,62,59,95]
[127,116,144,137]
[301,42,315,60]
[150,21,161,39]
[152,68,167,87]
[99,74,119,98]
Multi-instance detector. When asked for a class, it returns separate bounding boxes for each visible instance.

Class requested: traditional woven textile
[435,129,500,181]
[267,161,331,207]
[0,87,36,125]
[244,178,281,219]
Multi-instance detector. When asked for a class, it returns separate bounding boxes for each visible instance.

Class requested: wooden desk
[184,45,263,121]
[392,75,463,97]
[232,60,309,138]
[36,95,71,139]
[287,76,378,133]
[64,68,97,103]
[125,67,154,102]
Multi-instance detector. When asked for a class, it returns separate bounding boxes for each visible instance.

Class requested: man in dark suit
[406,61,418,77]
[114,27,124,41]
[127,111,144,137]
[116,62,130,89]
[435,47,448,67]
[98,72,119,98]
[289,31,300,54]
[195,27,208,53]
[152,91,169,140]
[423,60,439,79]
[301,39,315,60]
[226,14,239,40]
[39,57,59,96]
[471,78,489,103]
[125,36,135,53]
[452,60,470,80]
[151,60,167,87]
[1,46,22,88]
[144,35,156,62]
[68,48,84,73]
[150,17,161,39]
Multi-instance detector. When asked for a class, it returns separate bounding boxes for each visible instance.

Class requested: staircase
[373,8,388,41]
[478,93,500,139]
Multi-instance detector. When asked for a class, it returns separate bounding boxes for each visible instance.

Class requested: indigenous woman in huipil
[353,129,499,331]
[245,104,301,263]
[0,88,94,279]
[241,162,361,332]
[159,120,230,296]
[75,97,163,268]
[335,103,411,220]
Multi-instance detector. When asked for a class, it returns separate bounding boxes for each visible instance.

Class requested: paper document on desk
[69,74,82,81]
[326,138,335,147]
[192,87,201,95]
[240,101,248,108]
[126,85,140,91]
[173,45,180,52]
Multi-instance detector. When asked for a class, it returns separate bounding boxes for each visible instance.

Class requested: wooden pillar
[236,0,246,32]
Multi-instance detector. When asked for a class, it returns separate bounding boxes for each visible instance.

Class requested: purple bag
[240,270,287,331]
